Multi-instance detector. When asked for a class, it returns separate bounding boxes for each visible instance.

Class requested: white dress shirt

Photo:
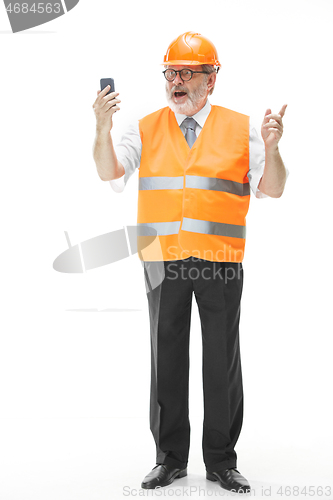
[110,100,272,198]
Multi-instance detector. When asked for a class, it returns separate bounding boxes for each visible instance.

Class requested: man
[92,32,288,493]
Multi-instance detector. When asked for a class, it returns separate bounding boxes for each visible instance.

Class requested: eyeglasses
[163,68,210,82]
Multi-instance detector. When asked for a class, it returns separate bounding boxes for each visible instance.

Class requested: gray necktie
[183,117,197,148]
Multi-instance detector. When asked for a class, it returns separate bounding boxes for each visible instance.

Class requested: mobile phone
[100,78,115,95]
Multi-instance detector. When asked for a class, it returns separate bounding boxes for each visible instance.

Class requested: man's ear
[207,72,217,92]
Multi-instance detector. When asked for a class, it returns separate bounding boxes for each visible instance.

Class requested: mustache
[171,85,188,95]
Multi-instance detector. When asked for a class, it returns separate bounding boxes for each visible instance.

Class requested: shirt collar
[174,99,211,128]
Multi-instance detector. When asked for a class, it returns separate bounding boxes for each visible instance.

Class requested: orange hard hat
[162,31,221,70]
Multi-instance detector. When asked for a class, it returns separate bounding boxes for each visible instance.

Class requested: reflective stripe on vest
[139,176,184,190]
[185,175,250,196]
[138,221,181,235]
[139,175,250,197]
[181,217,246,239]
[138,218,245,238]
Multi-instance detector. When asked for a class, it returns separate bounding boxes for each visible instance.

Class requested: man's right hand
[92,85,121,133]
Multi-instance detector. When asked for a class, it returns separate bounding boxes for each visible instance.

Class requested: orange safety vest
[137,105,251,262]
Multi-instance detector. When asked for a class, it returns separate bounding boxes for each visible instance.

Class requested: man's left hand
[261,104,287,150]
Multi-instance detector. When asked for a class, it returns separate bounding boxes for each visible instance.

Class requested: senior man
[92,31,288,493]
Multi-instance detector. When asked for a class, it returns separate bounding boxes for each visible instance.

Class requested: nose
[173,72,184,86]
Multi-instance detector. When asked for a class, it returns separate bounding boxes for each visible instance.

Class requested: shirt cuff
[109,176,125,193]
[249,167,269,199]
[255,177,269,198]
[109,151,131,193]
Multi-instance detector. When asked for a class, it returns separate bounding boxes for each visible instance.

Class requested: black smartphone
[100,78,115,95]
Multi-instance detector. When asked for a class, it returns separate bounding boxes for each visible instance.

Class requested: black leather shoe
[141,463,187,489]
[206,467,251,493]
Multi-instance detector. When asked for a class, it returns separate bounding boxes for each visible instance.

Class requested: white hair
[200,64,217,95]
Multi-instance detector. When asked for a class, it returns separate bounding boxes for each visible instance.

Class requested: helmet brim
[161,60,221,67]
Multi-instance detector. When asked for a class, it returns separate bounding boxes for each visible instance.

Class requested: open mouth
[174,91,187,99]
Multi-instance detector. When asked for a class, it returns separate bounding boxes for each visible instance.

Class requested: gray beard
[165,79,208,115]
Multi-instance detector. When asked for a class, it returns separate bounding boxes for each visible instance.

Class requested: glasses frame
[163,68,211,82]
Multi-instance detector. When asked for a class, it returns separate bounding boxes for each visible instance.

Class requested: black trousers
[144,256,244,473]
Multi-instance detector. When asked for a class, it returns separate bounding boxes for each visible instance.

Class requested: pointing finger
[279,104,288,118]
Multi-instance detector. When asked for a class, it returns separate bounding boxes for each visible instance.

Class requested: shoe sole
[206,472,251,493]
[141,468,187,489]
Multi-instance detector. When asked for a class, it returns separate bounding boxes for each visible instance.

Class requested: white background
[0,0,332,498]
